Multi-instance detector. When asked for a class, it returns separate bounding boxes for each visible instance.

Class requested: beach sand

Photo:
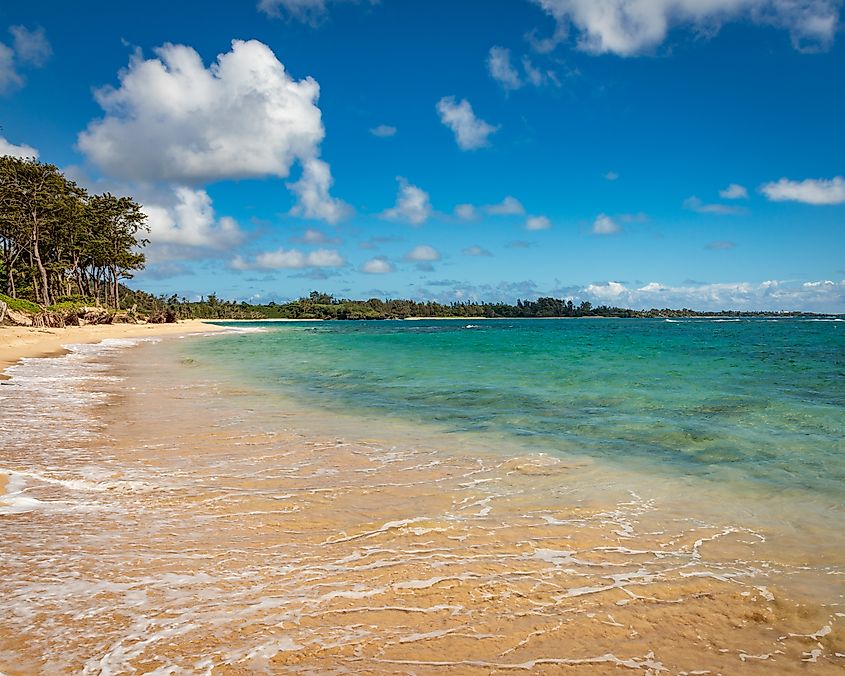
[0,319,226,375]
[1,331,843,673]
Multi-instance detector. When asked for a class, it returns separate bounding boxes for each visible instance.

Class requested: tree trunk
[32,234,51,306]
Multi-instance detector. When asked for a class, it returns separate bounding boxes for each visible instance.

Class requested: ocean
[198,317,845,500]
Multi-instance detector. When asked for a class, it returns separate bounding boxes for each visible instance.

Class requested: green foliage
[0,292,41,314]
[111,289,811,322]
[0,156,148,308]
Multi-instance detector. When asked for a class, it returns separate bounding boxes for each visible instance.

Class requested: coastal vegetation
[0,156,147,309]
[116,289,829,321]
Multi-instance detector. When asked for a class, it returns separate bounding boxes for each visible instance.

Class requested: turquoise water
[195,318,845,500]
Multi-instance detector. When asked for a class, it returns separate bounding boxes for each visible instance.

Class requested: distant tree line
[0,156,148,308]
[119,289,821,321]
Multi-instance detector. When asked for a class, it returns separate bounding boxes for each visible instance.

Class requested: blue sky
[1,0,844,310]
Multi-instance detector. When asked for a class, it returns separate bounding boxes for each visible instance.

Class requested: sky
[1,0,844,311]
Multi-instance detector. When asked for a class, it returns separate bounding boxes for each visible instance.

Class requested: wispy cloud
[462,245,493,257]
[706,240,736,250]
[683,196,746,215]
[370,124,397,137]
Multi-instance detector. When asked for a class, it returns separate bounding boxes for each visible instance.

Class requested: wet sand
[0,334,843,673]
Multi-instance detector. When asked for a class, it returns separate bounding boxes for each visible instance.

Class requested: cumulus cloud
[232,246,345,270]
[0,25,51,92]
[582,278,845,312]
[436,96,499,150]
[720,183,748,199]
[0,135,38,159]
[287,157,351,223]
[530,0,840,56]
[683,195,745,214]
[525,215,552,230]
[604,170,619,181]
[405,244,441,261]
[592,213,621,234]
[143,187,245,250]
[463,245,493,257]
[487,46,523,91]
[760,176,845,205]
[370,124,397,137]
[361,256,394,274]
[382,177,432,225]
[485,196,525,215]
[78,39,345,221]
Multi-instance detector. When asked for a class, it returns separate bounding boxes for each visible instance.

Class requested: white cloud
[257,0,378,23]
[436,96,499,150]
[0,135,38,159]
[361,256,394,274]
[292,228,340,244]
[232,246,345,270]
[454,203,478,220]
[760,176,845,205]
[485,196,525,215]
[720,183,748,199]
[683,196,745,214]
[604,170,619,181]
[287,157,350,223]
[0,25,51,92]
[487,46,555,90]
[582,279,845,312]
[463,245,493,257]
[9,26,51,67]
[143,186,245,250]
[487,46,523,91]
[78,39,345,222]
[370,124,397,137]
[382,177,432,225]
[525,215,552,230]
[258,0,328,21]
[531,0,840,56]
[405,244,440,261]
[0,43,19,91]
[592,213,620,234]
[79,40,322,182]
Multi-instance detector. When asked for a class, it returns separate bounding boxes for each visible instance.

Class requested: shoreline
[1,326,843,671]
[0,320,226,378]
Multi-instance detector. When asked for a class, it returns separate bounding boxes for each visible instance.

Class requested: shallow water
[0,322,843,673]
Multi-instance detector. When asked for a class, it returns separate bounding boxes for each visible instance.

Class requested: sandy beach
[0,320,226,377]
[1,326,843,673]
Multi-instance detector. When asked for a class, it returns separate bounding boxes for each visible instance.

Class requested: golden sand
[0,319,227,376]
[0,334,842,674]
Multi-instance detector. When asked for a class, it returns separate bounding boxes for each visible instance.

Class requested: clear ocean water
[195,318,845,501]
